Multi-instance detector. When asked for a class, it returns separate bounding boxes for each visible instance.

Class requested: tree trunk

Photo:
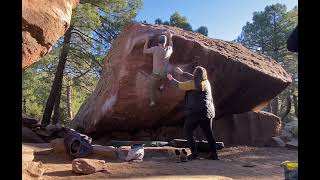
[66,81,73,120]
[281,95,292,120]
[271,97,279,116]
[41,26,73,125]
[293,94,298,117]
[52,82,62,125]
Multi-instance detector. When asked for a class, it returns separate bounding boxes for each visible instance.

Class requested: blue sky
[135,0,298,41]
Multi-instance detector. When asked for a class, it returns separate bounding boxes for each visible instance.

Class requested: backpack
[63,129,93,159]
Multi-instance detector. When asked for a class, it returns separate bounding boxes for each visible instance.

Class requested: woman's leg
[199,116,219,160]
[184,113,200,159]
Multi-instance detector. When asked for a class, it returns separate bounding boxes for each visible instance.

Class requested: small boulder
[22,114,39,128]
[22,127,45,143]
[72,158,105,175]
[26,161,44,177]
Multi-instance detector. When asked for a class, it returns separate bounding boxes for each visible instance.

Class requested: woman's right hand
[167,74,173,80]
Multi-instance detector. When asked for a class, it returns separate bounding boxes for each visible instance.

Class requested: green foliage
[236,4,298,121]
[169,12,192,31]
[154,11,208,36]
[22,70,52,119]
[196,26,208,36]
[155,18,162,25]
[163,21,170,25]
[72,3,102,31]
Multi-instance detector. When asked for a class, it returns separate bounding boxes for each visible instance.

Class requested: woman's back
[184,80,215,118]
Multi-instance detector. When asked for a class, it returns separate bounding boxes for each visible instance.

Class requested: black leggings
[184,112,217,155]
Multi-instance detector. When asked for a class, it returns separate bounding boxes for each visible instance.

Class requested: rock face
[72,158,105,175]
[22,0,79,70]
[71,23,291,136]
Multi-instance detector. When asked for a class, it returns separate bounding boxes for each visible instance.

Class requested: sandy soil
[28,146,297,180]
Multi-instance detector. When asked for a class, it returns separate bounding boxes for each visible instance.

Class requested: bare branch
[73,69,91,80]
[71,31,94,48]
[73,28,104,44]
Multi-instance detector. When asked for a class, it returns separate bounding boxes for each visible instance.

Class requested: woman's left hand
[167,74,173,80]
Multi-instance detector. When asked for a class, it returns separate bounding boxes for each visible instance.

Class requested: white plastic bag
[125,144,144,161]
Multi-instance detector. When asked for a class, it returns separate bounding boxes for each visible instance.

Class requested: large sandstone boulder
[71,23,291,136]
[22,0,79,70]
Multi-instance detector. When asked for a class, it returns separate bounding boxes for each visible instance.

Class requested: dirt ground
[28,146,297,180]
